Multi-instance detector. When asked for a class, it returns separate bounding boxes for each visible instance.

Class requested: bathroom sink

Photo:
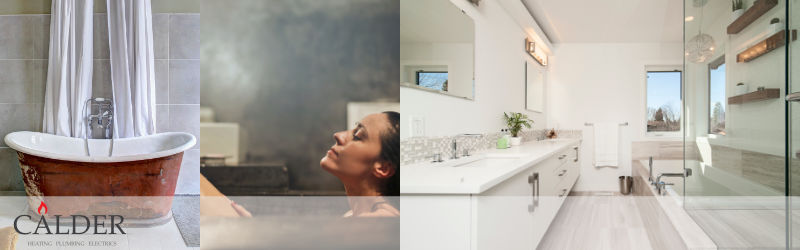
[452,157,517,168]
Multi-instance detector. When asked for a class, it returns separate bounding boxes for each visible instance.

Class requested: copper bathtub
[4,131,196,225]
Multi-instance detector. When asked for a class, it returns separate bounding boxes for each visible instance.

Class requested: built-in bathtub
[634,159,787,249]
[640,159,782,198]
[3,131,196,225]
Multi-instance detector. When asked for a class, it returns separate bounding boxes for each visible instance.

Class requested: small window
[646,67,682,136]
[416,71,448,91]
[708,56,726,135]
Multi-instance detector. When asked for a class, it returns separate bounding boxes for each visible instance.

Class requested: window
[646,67,682,135]
[708,56,726,135]
[416,71,448,91]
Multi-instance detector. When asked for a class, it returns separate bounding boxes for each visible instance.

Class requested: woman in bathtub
[200,111,400,217]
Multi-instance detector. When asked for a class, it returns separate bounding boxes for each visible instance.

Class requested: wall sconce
[526,40,535,54]
[525,38,547,66]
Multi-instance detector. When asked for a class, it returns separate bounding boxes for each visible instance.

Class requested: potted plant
[770,18,782,34]
[503,112,534,146]
[731,0,744,22]
[736,82,747,95]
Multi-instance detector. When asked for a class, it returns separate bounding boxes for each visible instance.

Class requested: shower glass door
[789,1,800,248]
[684,0,787,248]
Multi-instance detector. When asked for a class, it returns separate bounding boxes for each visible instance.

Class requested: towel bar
[584,122,628,126]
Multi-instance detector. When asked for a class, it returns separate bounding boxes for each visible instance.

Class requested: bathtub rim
[4,131,196,163]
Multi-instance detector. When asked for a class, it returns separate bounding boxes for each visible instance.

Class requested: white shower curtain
[42,0,94,138]
[106,0,157,138]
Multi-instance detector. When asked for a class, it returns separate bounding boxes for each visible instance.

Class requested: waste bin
[618,176,633,195]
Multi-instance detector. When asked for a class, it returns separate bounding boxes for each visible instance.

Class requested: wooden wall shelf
[727,0,778,35]
[737,30,787,63]
[727,88,780,104]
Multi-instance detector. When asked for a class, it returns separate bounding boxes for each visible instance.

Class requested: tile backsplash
[401,129,582,166]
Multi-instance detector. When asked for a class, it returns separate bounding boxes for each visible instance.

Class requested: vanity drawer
[555,164,579,198]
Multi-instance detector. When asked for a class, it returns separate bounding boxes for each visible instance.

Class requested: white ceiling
[400,0,474,43]
[522,0,683,43]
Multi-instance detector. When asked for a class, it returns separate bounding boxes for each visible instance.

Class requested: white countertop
[401,138,581,194]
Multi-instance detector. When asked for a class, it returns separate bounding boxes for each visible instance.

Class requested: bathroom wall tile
[31,103,43,133]
[0,148,24,191]
[155,59,169,104]
[92,59,112,98]
[168,105,200,149]
[0,104,40,147]
[658,141,685,159]
[711,144,743,175]
[632,141,660,160]
[169,14,199,59]
[0,16,34,59]
[400,129,579,165]
[169,60,199,104]
[742,151,784,192]
[0,61,44,104]
[175,149,200,195]
[0,60,36,83]
[93,14,110,59]
[153,14,169,59]
[32,60,47,104]
[156,104,170,133]
[33,15,50,59]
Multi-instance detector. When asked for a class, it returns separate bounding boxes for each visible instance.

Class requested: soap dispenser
[496,129,509,149]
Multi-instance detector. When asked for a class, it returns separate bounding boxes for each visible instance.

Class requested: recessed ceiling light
[685,16,695,22]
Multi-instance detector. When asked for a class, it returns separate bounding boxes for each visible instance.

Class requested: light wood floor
[538,195,685,250]
[687,209,794,249]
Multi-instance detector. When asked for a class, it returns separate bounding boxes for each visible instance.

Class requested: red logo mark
[37,201,47,215]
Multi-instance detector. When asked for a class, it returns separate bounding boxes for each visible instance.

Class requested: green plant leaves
[502,112,534,137]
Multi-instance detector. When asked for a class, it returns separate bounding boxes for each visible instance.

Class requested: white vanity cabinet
[400,141,582,250]
[474,145,580,249]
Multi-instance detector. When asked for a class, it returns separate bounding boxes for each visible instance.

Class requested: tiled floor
[538,195,685,250]
[687,209,793,249]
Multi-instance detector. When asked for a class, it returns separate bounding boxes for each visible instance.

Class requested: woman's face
[321,113,391,183]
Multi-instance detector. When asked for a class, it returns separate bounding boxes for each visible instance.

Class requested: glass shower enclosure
[683,0,796,248]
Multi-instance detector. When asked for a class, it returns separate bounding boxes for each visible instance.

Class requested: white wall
[400,0,547,139]
[548,43,683,192]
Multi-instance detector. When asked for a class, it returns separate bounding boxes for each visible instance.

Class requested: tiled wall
[709,144,785,193]
[0,14,48,191]
[400,129,582,166]
[0,13,200,194]
[631,141,700,160]
[631,140,790,194]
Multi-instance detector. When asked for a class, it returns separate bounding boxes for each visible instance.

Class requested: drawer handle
[573,146,579,162]
[558,154,567,160]
[528,172,540,213]
[558,169,567,176]
[558,188,568,197]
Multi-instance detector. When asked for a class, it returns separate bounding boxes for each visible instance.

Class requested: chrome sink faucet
[451,134,483,159]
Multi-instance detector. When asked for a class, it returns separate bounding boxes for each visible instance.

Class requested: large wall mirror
[525,59,545,112]
[400,0,475,100]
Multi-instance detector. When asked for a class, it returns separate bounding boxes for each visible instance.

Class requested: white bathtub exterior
[4,131,196,163]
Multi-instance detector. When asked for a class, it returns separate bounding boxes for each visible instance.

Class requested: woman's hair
[379,111,400,196]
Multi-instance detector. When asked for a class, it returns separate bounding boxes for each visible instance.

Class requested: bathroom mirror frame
[399,0,476,100]
[525,58,545,112]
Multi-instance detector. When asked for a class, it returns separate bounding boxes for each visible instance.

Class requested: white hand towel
[593,122,619,167]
